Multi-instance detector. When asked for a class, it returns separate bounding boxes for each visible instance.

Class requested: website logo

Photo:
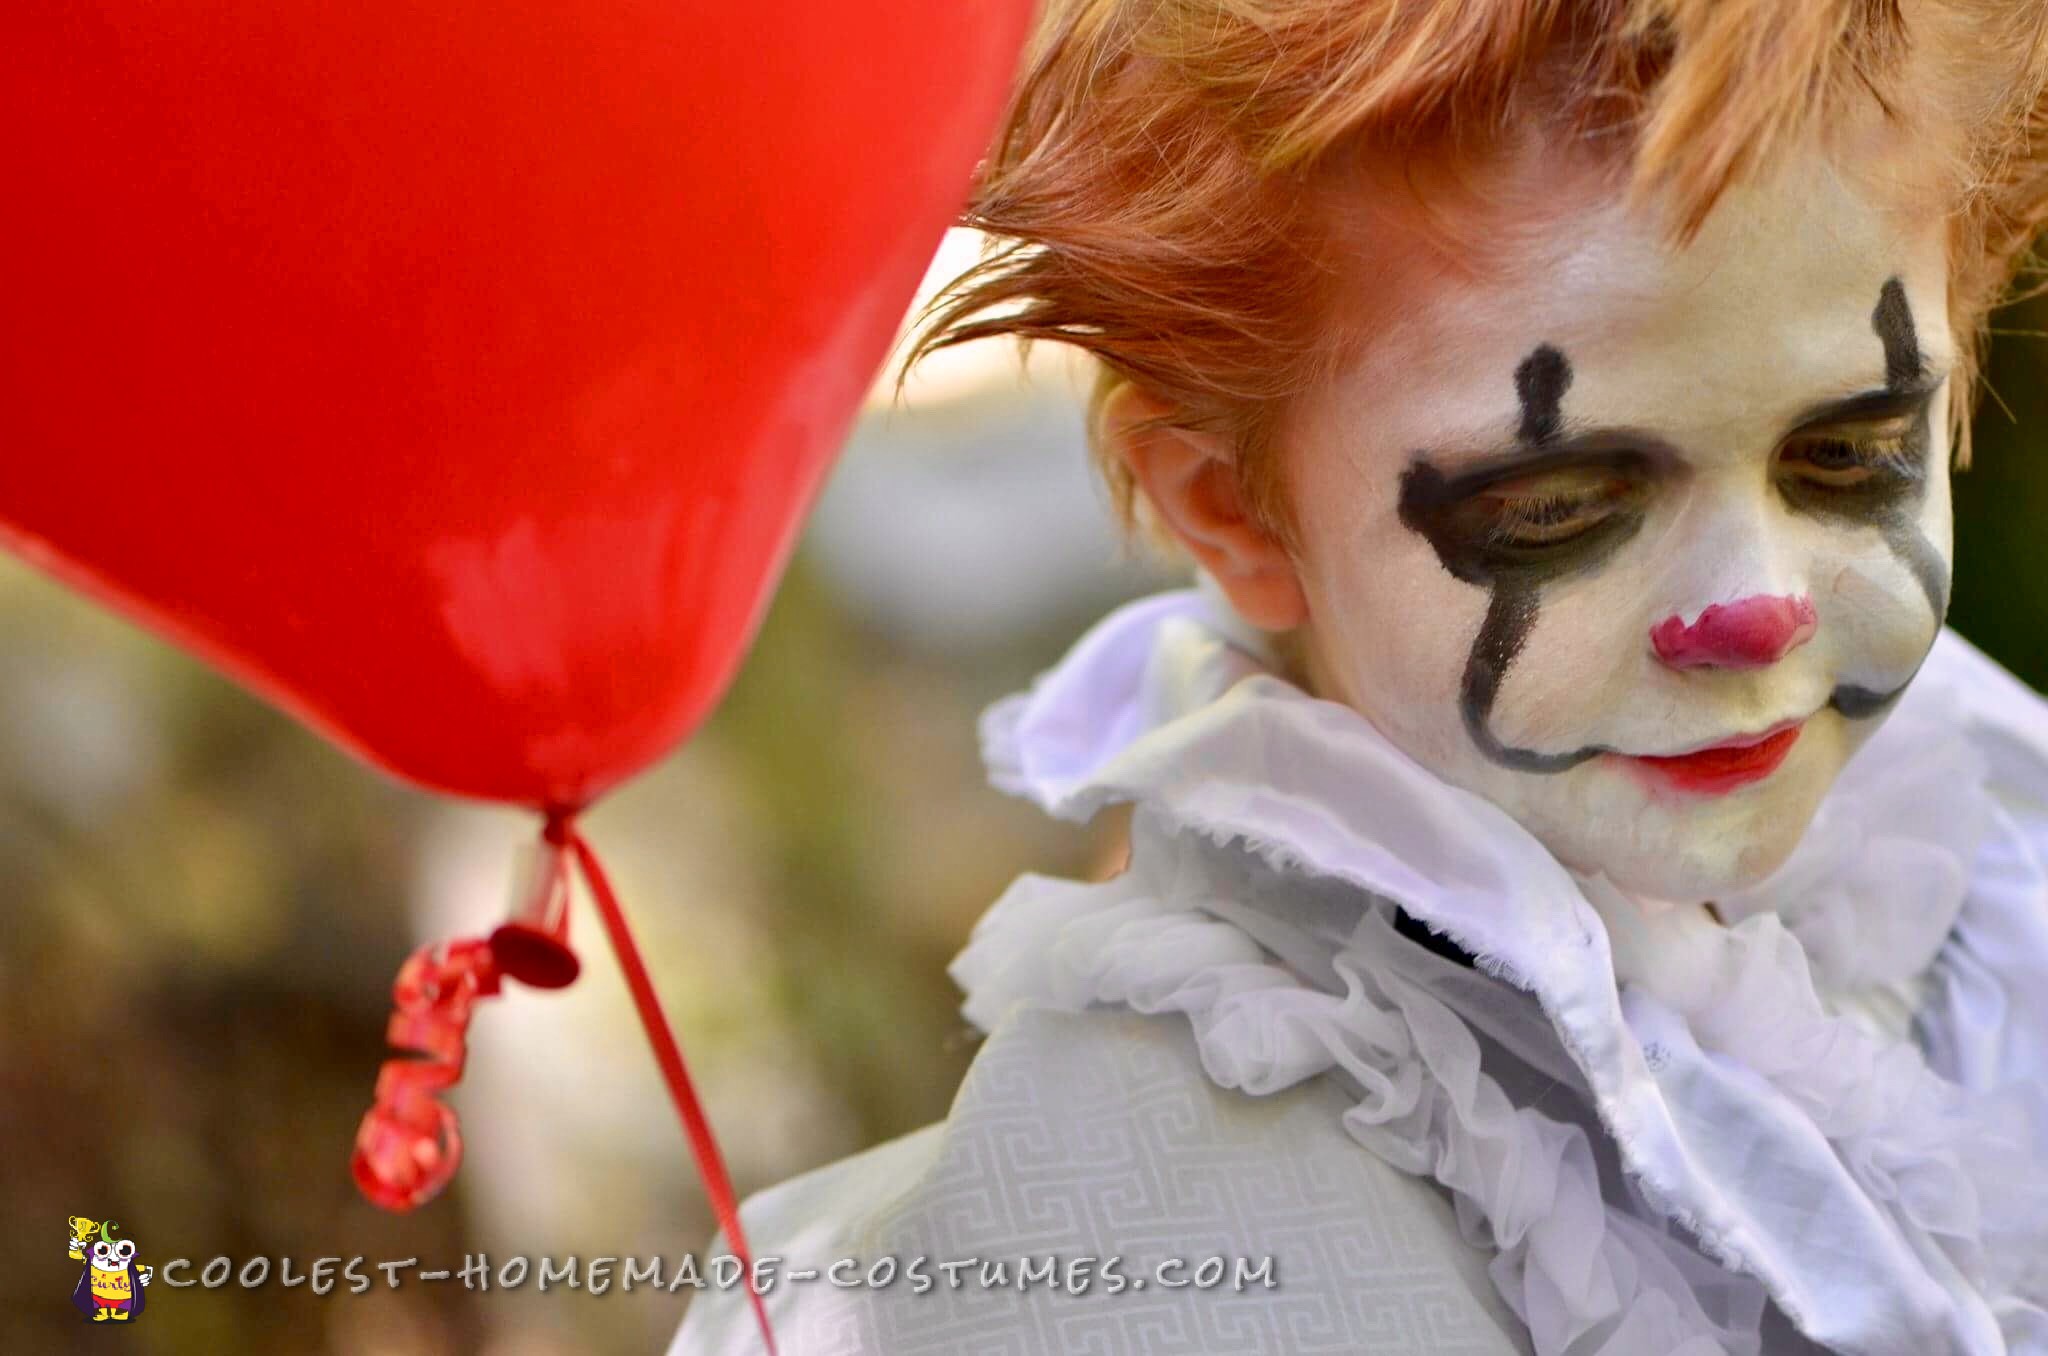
[69,1217,153,1323]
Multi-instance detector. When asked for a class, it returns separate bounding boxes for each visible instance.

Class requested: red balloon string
[351,937,501,1211]
[554,815,779,1356]
[351,816,777,1355]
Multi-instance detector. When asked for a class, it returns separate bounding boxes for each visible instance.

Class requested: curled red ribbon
[351,816,776,1354]
[351,936,500,1212]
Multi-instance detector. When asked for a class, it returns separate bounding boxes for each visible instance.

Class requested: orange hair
[902,0,2048,548]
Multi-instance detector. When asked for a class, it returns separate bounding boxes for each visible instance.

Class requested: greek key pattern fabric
[672,1005,1532,1355]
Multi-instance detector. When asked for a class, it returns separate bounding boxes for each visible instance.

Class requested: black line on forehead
[1873,277,1923,392]
[1515,344,1571,445]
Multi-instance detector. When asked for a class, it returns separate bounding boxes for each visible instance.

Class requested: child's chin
[1513,779,1820,908]
[1594,839,1795,905]
[1569,796,1820,905]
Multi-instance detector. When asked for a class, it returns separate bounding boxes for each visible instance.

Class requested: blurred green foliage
[1948,292,2048,685]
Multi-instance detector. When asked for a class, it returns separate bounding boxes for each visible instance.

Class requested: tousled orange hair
[903,0,2048,548]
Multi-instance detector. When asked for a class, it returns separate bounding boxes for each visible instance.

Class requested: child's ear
[1100,384,1307,631]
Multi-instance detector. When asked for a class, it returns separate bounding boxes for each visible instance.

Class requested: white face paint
[1287,146,1953,902]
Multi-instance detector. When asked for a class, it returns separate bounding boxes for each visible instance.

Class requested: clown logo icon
[69,1218,152,1322]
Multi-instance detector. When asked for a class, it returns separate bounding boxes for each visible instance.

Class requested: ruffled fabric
[955,583,2048,1356]
[956,823,1769,1356]
[1586,879,2048,1344]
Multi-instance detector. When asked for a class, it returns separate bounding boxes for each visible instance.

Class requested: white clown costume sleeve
[668,1002,1531,1356]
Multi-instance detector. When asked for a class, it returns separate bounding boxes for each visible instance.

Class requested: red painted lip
[1620,720,1804,795]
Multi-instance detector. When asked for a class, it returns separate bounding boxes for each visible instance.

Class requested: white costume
[673,582,2048,1355]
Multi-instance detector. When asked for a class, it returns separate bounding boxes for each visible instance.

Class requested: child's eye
[1776,424,1914,488]
[1475,467,1633,547]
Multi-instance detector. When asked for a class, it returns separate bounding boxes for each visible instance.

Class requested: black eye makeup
[1408,449,1656,570]
[1771,368,1936,518]
[1480,473,1620,544]
[1819,278,1949,717]
[1775,418,1920,495]
[1397,345,1630,774]
[1779,425,1911,482]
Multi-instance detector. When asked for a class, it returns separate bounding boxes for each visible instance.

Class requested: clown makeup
[1284,143,1954,902]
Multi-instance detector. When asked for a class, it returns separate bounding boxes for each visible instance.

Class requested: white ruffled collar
[962,580,2048,1355]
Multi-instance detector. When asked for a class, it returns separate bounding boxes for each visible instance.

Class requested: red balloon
[0,0,1031,808]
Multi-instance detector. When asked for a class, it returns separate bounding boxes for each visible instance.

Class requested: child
[677,1,2048,1351]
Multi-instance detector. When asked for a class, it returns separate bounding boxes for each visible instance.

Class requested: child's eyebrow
[1411,427,1683,486]
[1784,375,1944,434]
[1412,371,1946,485]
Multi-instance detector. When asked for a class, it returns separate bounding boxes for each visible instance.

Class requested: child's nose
[1650,594,1818,670]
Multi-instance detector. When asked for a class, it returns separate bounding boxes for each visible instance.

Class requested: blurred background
[2,230,2043,1355]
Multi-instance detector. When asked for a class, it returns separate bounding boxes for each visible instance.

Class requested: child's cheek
[1299,519,1497,773]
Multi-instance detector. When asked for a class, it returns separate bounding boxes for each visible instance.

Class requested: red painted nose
[1650,594,1818,670]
